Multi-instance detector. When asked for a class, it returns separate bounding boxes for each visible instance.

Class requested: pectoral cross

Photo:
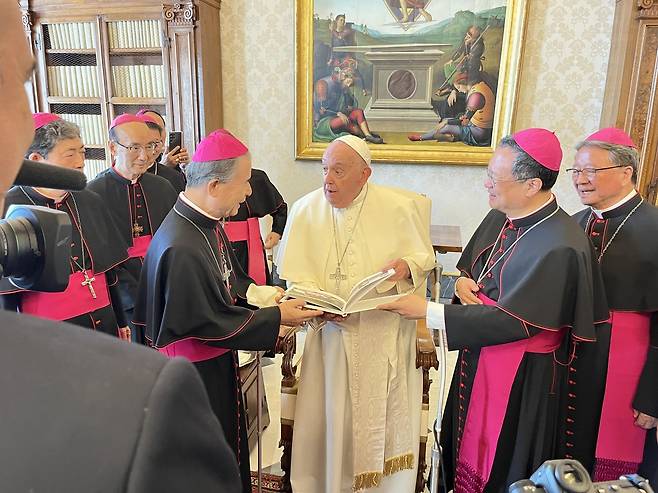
[218,243,233,291]
[132,222,143,236]
[330,265,347,291]
[221,266,232,285]
[81,271,97,299]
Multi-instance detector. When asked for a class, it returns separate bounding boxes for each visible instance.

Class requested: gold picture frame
[295,0,528,164]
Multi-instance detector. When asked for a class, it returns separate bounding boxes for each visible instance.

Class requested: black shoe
[365,134,384,144]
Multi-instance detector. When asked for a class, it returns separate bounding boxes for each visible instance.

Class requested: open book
[284,269,407,316]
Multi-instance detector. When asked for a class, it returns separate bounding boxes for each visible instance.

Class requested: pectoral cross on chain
[132,222,143,236]
[330,265,347,291]
[217,241,233,291]
[81,271,97,299]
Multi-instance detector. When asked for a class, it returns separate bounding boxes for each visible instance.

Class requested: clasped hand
[454,277,482,305]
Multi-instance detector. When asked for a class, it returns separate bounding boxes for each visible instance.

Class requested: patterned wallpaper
[220,0,615,270]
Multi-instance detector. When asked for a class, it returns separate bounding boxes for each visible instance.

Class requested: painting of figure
[297,0,527,164]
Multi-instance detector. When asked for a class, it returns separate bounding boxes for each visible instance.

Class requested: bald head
[143,111,166,133]
[322,139,372,208]
[0,1,36,208]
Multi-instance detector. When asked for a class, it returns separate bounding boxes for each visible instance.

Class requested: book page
[347,293,405,314]
[284,285,346,312]
[345,268,395,308]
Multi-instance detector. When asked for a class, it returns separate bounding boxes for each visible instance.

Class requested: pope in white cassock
[275,135,435,492]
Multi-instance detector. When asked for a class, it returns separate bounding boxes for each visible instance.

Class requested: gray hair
[185,157,239,187]
[575,139,638,183]
[499,135,558,190]
[26,119,81,158]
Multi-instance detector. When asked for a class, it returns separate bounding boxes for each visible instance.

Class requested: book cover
[129,66,140,98]
[127,21,135,49]
[93,115,103,145]
[108,23,116,49]
[72,65,82,97]
[72,23,81,50]
[117,22,126,49]
[47,67,58,96]
[62,66,72,98]
[49,24,59,50]
[84,23,94,49]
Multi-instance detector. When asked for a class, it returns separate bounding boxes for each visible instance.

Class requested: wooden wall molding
[163,3,197,25]
[638,0,658,18]
[21,9,32,33]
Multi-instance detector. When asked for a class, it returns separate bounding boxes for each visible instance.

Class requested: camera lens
[0,205,71,292]
[0,216,42,280]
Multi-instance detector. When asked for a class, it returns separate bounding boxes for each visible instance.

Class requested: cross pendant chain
[330,266,347,291]
[81,272,97,299]
[132,222,143,236]
[218,242,232,291]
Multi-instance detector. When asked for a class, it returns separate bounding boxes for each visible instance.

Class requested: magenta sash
[127,235,152,259]
[157,338,230,363]
[456,293,565,493]
[223,218,267,285]
[593,310,651,480]
[21,270,110,321]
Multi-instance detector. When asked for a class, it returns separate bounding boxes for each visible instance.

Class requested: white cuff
[246,284,280,308]
[426,301,446,333]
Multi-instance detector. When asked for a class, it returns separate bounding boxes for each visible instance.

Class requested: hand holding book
[284,268,411,316]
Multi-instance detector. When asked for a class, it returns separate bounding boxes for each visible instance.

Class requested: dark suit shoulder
[0,313,166,489]
[571,207,590,226]
[87,167,113,184]
[0,311,240,492]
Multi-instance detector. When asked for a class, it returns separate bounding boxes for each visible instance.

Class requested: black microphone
[13,159,87,191]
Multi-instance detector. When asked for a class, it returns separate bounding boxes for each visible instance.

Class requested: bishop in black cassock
[224,168,287,285]
[381,128,610,493]
[133,129,320,492]
[562,128,658,482]
[0,113,130,338]
[87,114,177,343]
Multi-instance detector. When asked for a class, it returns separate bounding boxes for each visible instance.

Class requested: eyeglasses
[486,171,531,187]
[565,165,625,179]
[113,141,158,154]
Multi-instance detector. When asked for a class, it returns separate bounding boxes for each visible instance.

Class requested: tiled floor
[248,331,459,487]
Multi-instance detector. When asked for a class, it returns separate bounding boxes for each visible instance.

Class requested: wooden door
[601,0,658,205]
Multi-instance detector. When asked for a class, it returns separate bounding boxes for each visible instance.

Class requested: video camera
[0,159,87,291]
[509,460,653,493]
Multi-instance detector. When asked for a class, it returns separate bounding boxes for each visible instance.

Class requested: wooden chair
[259,321,438,493]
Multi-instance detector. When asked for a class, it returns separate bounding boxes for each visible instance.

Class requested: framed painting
[295,0,528,164]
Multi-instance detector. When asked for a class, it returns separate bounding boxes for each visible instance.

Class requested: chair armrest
[416,319,439,371]
[276,325,298,387]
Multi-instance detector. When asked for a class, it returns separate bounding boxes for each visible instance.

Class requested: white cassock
[275,183,435,493]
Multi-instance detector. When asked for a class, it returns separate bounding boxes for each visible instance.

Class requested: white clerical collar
[179,192,222,221]
[34,187,69,204]
[508,194,555,221]
[592,189,637,218]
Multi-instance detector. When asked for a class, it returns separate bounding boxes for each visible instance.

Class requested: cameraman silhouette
[0,3,241,491]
